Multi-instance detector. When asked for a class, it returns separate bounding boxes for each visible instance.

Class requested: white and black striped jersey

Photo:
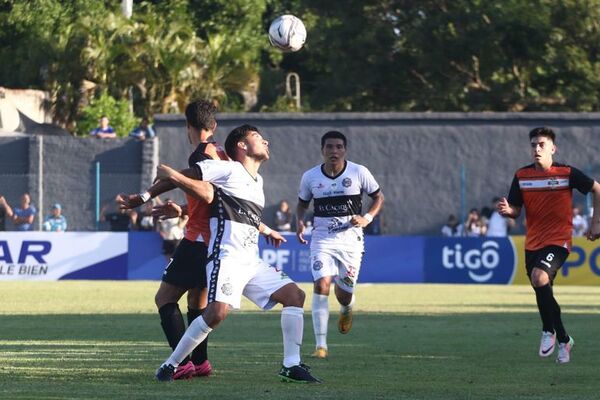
[298,160,380,251]
[195,159,264,260]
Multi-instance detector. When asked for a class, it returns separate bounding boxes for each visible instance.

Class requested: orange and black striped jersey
[507,163,594,251]
[184,142,229,243]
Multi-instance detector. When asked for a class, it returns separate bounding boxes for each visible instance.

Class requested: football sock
[158,303,190,364]
[533,284,554,333]
[165,316,212,368]
[188,307,208,364]
[281,306,304,368]
[550,297,569,343]
[312,294,329,349]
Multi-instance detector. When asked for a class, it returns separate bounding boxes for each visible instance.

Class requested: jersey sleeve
[507,174,523,207]
[297,172,312,202]
[359,165,380,196]
[569,166,595,194]
[195,159,232,184]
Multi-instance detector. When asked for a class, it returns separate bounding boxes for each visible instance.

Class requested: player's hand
[156,164,177,181]
[586,220,600,241]
[152,200,182,220]
[350,215,370,228]
[116,193,144,210]
[264,229,287,248]
[296,220,308,244]
[497,197,513,217]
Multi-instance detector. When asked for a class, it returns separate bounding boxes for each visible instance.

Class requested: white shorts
[207,256,294,310]
[310,249,363,293]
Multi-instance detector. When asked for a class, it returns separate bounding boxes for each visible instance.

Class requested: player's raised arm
[156,164,214,204]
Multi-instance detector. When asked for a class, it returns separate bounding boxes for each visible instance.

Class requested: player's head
[321,130,347,149]
[321,130,347,164]
[225,124,269,161]
[185,100,218,139]
[528,127,556,166]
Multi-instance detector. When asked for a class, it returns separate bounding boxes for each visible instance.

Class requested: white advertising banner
[0,232,128,281]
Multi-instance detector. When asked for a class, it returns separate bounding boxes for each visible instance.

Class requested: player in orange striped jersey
[498,127,600,364]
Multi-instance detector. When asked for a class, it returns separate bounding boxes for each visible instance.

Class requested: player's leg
[527,246,571,360]
[244,261,320,383]
[310,253,337,357]
[186,287,212,376]
[156,301,229,381]
[333,251,362,334]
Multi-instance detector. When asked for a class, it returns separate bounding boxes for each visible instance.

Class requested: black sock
[550,295,569,343]
[158,303,189,364]
[188,307,208,364]
[533,284,555,333]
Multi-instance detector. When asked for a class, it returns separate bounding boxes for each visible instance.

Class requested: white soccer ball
[268,15,306,52]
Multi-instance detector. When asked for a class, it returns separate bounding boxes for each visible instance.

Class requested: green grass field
[1,282,599,400]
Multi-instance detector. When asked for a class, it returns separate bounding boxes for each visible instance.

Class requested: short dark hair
[225,124,259,159]
[185,99,217,131]
[321,130,347,149]
[529,127,556,143]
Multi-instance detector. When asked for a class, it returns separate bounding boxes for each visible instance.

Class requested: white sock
[312,294,329,349]
[164,316,212,367]
[340,294,355,314]
[281,306,304,368]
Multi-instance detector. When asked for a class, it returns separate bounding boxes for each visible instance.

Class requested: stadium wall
[1,233,600,285]
[1,113,599,233]
[154,112,600,235]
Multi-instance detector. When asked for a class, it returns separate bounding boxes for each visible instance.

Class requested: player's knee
[530,268,550,287]
[289,287,305,307]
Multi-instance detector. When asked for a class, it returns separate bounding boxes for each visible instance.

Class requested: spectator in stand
[101,196,137,231]
[572,205,588,237]
[136,201,156,231]
[42,203,67,232]
[129,117,156,141]
[441,214,463,237]
[90,115,117,138]
[274,200,293,232]
[157,198,188,260]
[464,208,485,236]
[12,193,36,231]
[487,197,515,237]
[0,195,14,231]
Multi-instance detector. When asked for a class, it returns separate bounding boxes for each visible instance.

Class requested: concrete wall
[155,112,600,235]
[1,113,598,234]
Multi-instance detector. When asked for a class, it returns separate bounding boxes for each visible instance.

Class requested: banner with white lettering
[0,232,128,280]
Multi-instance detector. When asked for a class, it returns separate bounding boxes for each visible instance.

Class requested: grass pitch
[0,282,599,399]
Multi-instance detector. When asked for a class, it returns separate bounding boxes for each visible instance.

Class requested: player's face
[530,136,555,167]
[244,131,270,161]
[322,138,346,165]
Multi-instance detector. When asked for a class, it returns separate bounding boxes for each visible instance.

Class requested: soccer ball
[268,15,306,52]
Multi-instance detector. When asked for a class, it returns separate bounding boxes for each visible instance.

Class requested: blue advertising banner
[423,237,517,284]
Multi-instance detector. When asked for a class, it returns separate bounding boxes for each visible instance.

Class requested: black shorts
[525,245,569,282]
[162,238,208,290]
[162,239,179,256]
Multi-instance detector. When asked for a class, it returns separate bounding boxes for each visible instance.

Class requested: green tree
[77,91,136,137]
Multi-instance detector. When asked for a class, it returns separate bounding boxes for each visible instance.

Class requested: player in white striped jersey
[154,125,321,383]
[296,131,384,359]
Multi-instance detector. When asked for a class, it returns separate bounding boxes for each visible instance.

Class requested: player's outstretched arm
[497,197,521,219]
[296,200,310,244]
[156,164,214,204]
[586,181,600,241]
[117,178,177,210]
[351,191,384,228]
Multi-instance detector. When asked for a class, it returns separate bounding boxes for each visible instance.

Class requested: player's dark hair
[225,124,259,159]
[529,127,556,143]
[321,130,347,149]
[185,99,218,131]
